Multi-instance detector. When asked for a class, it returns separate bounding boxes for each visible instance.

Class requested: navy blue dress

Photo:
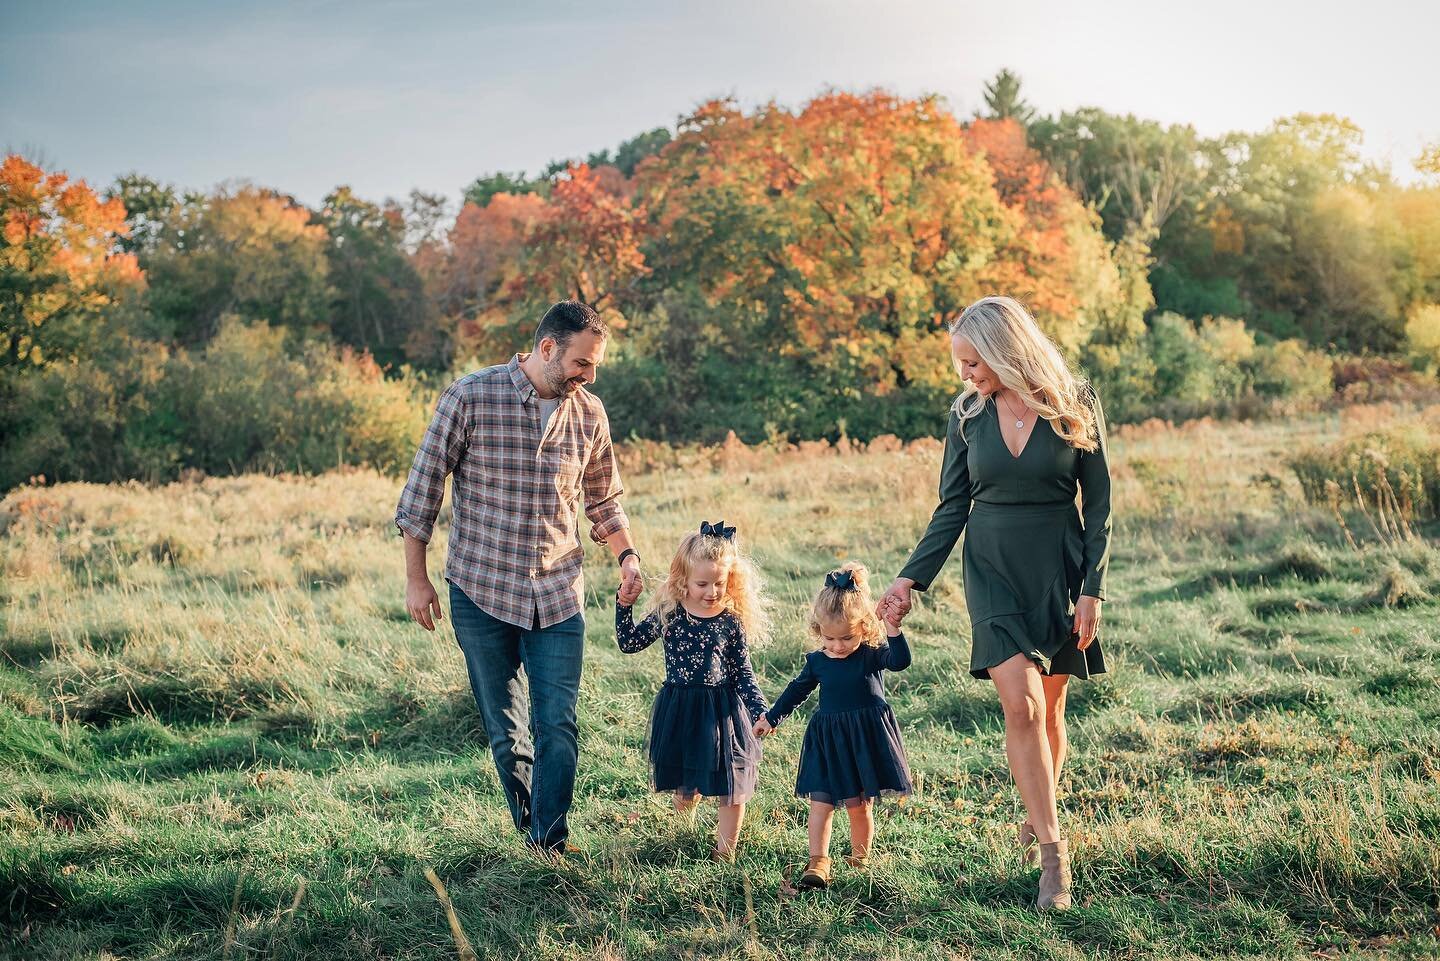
[616,602,767,803]
[764,633,914,807]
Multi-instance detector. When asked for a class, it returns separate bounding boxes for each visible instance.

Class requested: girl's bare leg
[716,802,746,855]
[808,800,836,858]
[847,800,874,859]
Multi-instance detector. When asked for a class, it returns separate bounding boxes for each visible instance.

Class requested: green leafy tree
[106,173,177,256]
[142,184,333,344]
[608,127,672,176]
[316,186,438,368]
[1030,108,1202,241]
[1205,114,1399,347]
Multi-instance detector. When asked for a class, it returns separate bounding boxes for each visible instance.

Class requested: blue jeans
[448,582,585,850]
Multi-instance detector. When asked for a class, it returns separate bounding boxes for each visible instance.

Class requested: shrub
[1083,313,1334,423]
[1289,421,1440,525]
[1332,354,1440,404]
[0,320,427,490]
[1405,303,1440,373]
[1246,339,1332,401]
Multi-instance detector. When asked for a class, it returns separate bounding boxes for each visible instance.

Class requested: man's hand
[619,553,643,606]
[753,716,775,737]
[1073,595,1102,650]
[407,576,443,631]
[878,577,916,625]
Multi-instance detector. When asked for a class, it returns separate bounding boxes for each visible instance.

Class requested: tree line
[3,72,1439,488]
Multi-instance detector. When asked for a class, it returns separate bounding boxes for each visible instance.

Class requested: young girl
[616,520,771,861]
[754,562,913,889]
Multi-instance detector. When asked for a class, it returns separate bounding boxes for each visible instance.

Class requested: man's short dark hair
[535,300,608,351]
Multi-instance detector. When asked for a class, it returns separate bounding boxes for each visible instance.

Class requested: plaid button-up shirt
[394,353,629,629]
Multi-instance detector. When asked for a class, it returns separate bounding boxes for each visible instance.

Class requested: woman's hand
[1073,595,1102,650]
[752,716,775,737]
[878,577,916,625]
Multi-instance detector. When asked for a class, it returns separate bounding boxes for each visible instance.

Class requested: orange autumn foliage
[2,154,144,366]
[961,117,1088,324]
[444,192,546,316]
[635,93,1116,396]
[510,162,649,316]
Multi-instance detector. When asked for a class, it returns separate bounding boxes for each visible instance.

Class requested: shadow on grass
[1164,677,1338,722]
[1136,544,1337,604]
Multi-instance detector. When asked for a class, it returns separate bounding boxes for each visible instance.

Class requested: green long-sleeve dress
[899,386,1112,680]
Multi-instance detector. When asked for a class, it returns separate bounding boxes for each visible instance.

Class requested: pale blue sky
[3,0,1436,207]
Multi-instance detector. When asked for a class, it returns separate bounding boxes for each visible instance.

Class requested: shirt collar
[508,353,538,403]
[509,352,576,407]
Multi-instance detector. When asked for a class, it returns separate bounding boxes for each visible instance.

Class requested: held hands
[752,716,775,737]
[1073,595,1102,650]
[877,577,915,628]
[617,553,644,606]
[406,576,444,632]
[881,603,904,637]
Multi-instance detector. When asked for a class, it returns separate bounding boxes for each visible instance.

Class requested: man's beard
[543,356,580,396]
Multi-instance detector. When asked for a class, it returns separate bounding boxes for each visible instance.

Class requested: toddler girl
[754,562,912,888]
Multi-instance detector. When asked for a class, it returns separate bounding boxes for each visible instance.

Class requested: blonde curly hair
[950,295,1099,452]
[808,562,884,649]
[646,528,772,644]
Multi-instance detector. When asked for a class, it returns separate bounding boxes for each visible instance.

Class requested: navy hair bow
[825,569,857,592]
[699,520,736,540]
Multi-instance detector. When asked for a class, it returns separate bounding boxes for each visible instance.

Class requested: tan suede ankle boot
[1036,840,1072,910]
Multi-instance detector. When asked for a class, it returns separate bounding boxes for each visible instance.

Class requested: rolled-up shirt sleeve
[394,381,468,543]
[582,409,629,544]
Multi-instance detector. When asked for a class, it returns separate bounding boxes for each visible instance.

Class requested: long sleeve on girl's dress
[765,657,819,726]
[723,626,769,721]
[615,602,661,653]
[869,631,912,672]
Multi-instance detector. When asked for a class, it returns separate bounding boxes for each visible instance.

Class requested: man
[395,300,642,853]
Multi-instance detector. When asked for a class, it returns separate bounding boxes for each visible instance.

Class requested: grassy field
[3,404,1440,960]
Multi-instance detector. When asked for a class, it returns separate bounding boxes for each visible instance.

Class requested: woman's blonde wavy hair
[808,562,884,649]
[949,296,1098,452]
[646,528,772,644]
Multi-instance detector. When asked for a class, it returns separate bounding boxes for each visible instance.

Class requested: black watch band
[618,548,639,565]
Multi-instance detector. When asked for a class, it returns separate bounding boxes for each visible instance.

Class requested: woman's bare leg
[989,653,1061,843]
[1041,672,1070,790]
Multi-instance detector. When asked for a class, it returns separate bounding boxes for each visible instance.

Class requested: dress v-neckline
[991,397,1040,460]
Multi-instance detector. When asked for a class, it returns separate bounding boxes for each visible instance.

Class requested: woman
[879,295,1111,911]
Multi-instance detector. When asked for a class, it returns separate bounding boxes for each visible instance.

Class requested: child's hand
[617,578,642,607]
[882,606,904,636]
[752,716,775,737]
[878,578,914,625]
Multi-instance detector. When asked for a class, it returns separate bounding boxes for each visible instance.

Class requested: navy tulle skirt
[794,703,912,807]
[646,681,760,804]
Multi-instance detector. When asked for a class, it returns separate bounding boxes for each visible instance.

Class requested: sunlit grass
[2,406,1438,960]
